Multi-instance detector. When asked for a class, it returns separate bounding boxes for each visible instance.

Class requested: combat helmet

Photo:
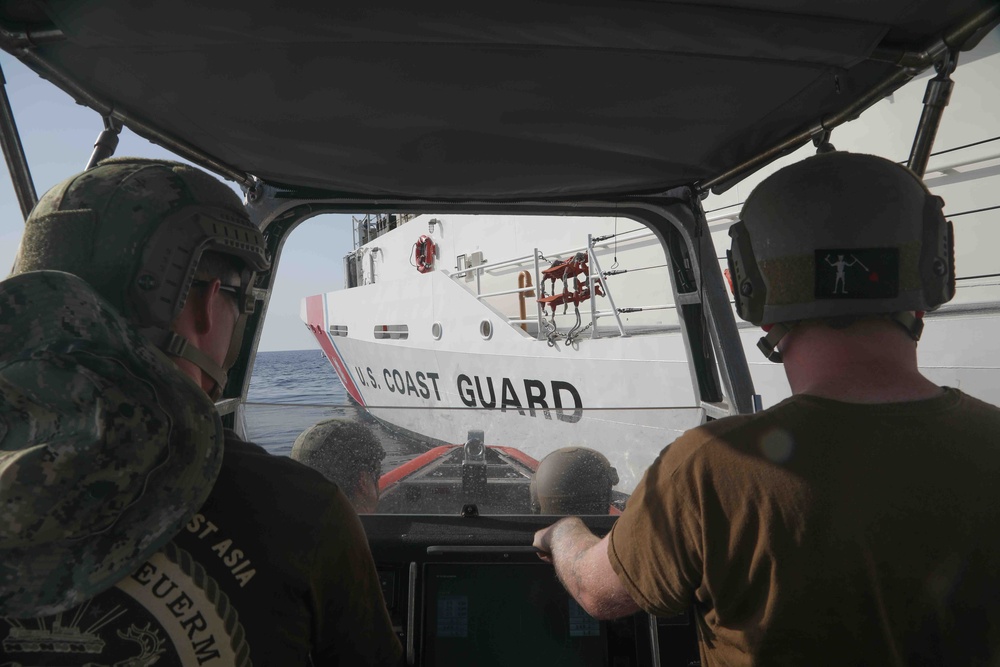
[291,418,386,487]
[530,447,619,515]
[726,151,955,361]
[12,157,270,397]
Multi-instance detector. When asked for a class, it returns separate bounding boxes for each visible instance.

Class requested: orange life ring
[415,235,436,273]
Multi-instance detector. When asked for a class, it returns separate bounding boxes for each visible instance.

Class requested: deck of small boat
[376,444,630,515]
[378,445,536,514]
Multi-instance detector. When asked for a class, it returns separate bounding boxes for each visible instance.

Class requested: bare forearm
[546,518,601,602]
[536,517,640,620]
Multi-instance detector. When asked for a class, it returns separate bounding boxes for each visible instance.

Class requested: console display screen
[422,563,607,666]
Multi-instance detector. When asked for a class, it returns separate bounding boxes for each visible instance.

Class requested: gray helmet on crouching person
[530,447,619,515]
[726,151,955,362]
[292,418,386,490]
[11,157,271,398]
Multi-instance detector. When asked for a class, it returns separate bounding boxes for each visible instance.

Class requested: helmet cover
[12,157,270,390]
[291,418,386,489]
[530,446,619,515]
[727,152,955,327]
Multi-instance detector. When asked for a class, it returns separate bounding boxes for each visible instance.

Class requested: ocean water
[244,349,424,469]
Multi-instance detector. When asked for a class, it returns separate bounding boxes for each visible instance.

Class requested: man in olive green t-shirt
[534,153,1000,665]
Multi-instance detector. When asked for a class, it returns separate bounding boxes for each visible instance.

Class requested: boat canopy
[1,1,996,201]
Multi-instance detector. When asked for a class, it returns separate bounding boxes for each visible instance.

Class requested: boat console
[362,514,700,667]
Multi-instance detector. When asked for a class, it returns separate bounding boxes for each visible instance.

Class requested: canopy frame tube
[85,116,124,170]
[0,60,36,219]
[908,48,960,177]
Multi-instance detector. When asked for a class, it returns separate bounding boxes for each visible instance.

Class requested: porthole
[432,322,443,340]
[479,320,493,340]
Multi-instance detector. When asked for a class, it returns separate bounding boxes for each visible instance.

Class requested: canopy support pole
[907,49,959,178]
[86,116,123,170]
[0,60,37,219]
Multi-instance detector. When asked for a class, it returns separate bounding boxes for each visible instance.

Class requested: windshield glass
[245,213,704,515]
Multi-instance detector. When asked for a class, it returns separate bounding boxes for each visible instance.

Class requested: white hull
[304,269,705,492]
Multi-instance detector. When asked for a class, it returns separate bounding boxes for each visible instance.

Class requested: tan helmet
[726,152,954,360]
[530,447,619,515]
[12,157,270,397]
[291,418,386,490]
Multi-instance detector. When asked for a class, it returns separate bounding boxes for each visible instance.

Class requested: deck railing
[449,228,673,343]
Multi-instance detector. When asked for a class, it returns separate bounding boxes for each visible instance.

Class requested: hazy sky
[0,51,354,352]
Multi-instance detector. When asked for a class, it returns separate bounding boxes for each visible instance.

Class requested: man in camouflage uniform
[3,158,403,666]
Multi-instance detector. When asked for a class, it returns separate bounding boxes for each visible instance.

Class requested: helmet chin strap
[160,332,229,401]
[143,303,251,403]
[890,311,924,342]
[757,322,795,363]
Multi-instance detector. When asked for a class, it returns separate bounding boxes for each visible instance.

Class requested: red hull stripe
[305,294,366,406]
[379,445,458,491]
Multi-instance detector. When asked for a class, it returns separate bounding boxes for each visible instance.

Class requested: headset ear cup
[726,249,743,314]
[919,192,956,309]
[728,221,766,324]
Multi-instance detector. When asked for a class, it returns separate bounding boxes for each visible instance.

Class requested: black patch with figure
[815,248,899,299]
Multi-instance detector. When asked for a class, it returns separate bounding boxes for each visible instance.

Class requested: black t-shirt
[1,430,403,666]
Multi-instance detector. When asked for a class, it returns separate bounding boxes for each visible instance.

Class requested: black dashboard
[361,514,699,667]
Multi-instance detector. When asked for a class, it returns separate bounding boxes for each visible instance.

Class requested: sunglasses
[192,279,241,297]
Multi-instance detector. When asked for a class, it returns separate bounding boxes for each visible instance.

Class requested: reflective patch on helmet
[815,248,899,299]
